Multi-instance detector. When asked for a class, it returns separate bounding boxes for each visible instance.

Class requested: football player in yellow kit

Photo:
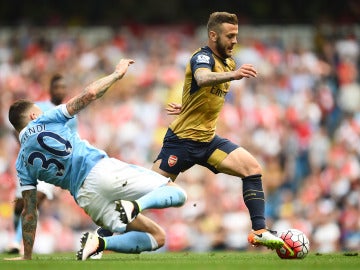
[152,11,284,250]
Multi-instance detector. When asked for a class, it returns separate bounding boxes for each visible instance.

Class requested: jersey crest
[168,155,178,167]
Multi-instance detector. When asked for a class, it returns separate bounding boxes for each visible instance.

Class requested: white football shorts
[76,157,170,233]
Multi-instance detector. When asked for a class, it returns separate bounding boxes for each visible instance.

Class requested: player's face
[50,78,67,105]
[215,23,238,59]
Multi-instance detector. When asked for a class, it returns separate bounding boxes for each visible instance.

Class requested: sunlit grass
[1,251,358,270]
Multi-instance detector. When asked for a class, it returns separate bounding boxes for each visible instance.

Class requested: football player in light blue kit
[6,58,187,261]
[7,74,78,255]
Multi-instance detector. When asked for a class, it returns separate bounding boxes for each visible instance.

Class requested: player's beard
[51,94,66,106]
[215,38,231,59]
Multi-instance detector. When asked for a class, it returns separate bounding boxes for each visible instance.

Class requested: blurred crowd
[0,23,359,254]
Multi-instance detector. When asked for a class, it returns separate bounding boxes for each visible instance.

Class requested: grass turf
[1,251,359,270]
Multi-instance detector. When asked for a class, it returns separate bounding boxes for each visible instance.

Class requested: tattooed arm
[66,59,134,116]
[21,189,38,260]
[194,63,258,87]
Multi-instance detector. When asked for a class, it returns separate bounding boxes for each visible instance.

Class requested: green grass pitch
[1,251,359,270]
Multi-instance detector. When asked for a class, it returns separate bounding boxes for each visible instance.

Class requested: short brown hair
[8,99,35,131]
[207,12,238,34]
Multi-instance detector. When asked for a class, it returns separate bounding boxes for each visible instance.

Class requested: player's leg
[138,181,186,209]
[81,177,187,235]
[117,180,187,224]
[82,158,187,220]
[216,147,266,228]
[89,180,187,233]
[209,142,284,249]
[151,159,178,181]
[106,214,165,252]
[89,180,186,259]
[77,214,165,260]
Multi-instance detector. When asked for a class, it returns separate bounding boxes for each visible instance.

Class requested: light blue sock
[136,185,187,211]
[104,232,158,253]
[14,219,22,245]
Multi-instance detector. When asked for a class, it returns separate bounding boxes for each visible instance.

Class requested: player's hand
[4,256,29,261]
[166,103,182,115]
[235,64,258,79]
[114,59,135,79]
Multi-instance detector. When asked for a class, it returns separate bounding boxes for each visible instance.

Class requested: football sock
[135,185,187,211]
[242,174,266,230]
[104,232,158,253]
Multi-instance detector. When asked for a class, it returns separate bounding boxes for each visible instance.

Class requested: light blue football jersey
[36,100,78,132]
[16,104,107,198]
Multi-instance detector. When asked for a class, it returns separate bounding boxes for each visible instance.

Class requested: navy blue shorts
[154,129,239,175]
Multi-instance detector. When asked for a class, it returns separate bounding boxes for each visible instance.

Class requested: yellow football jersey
[169,46,236,142]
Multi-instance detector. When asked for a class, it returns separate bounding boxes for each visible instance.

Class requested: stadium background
[0,0,359,254]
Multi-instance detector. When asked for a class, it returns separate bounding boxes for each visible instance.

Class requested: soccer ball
[276,229,310,259]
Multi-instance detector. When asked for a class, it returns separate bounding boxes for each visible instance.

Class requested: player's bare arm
[194,64,257,87]
[66,59,134,116]
[21,189,38,260]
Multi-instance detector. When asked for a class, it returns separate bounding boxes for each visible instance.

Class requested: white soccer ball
[276,228,310,259]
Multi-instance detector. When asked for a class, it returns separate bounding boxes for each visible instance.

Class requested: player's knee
[250,162,262,175]
[243,159,262,176]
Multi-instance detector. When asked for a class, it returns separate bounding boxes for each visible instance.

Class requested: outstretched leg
[77,214,165,260]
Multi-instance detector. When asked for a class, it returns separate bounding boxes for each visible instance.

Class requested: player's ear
[209,30,217,42]
[29,111,38,120]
